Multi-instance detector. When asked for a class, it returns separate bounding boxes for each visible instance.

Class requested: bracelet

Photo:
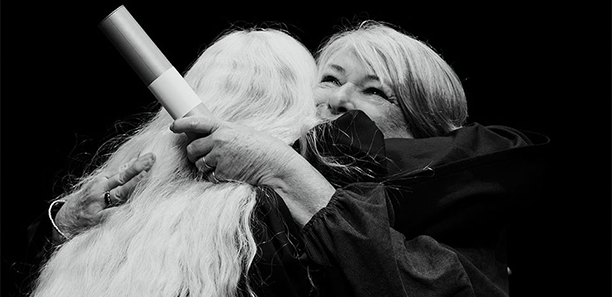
[48,199,68,240]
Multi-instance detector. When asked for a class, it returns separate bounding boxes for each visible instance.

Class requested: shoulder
[385,122,550,173]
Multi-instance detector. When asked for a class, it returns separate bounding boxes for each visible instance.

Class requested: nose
[328,84,356,114]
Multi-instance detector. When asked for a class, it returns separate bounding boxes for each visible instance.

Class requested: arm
[169,117,491,296]
[170,117,335,227]
[262,149,336,227]
[301,183,479,297]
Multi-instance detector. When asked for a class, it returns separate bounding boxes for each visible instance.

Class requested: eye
[363,87,389,100]
[320,75,341,86]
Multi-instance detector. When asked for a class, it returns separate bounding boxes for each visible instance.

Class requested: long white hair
[31,28,319,297]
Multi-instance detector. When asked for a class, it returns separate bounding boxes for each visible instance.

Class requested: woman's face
[314,50,412,139]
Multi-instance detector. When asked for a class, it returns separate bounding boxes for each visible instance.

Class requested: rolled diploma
[98,5,213,120]
[147,67,207,119]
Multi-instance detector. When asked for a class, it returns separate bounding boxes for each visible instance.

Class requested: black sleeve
[301,183,479,297]
[248,187,314,297]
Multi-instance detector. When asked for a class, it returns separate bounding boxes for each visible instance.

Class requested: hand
[54,153,156,238]
[171,116,301,186]
[171,116,335,226]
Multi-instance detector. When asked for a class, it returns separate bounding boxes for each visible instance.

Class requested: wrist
[48,199,69,241]
[54,194,83,240]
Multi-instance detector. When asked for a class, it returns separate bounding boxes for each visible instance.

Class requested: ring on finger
[104,191,113,207]
[196,156,214,172]
[104,191,121,208]
[210,171,220,183]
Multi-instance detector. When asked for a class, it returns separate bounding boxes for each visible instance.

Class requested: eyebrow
[328,64,380,82]
[364,74,380,82]
[329,64,345,74]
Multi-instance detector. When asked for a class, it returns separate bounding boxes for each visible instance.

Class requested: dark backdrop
[2,1,609,296]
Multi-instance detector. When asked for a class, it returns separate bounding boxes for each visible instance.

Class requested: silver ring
[104,191,113,207]
[196,156,214,172]
[210,171,220,183]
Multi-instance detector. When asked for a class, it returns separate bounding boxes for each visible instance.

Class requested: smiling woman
[313,21,467,139]
[314,51,411,139]
[162,20,551,297]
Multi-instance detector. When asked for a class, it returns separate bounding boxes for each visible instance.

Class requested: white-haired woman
[32,27,323,297]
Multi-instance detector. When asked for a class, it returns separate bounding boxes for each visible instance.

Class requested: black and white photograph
[2,1,609,296]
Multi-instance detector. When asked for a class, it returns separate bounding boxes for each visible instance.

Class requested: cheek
[313,87,330,105]
[375,105,411,138]
[352,100,387,123]
[316,105,331,119]
[354,100,407,132]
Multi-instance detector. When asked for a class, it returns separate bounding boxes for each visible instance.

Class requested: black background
[2,1,610,296]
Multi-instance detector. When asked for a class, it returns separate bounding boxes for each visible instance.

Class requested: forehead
[321,50,378,79]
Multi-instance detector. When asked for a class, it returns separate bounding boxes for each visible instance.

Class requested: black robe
[250,110,549,296]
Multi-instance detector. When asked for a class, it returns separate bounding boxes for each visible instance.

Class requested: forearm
[301,184,475,296]
[267,154,336,227]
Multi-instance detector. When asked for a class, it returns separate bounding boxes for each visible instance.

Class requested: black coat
[251,110,549,296]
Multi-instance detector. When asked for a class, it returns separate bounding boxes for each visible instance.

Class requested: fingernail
[145,155,155,167]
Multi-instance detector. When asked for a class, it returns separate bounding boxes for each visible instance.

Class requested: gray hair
[316,20,468,138]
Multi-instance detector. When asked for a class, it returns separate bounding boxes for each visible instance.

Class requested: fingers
[170,116,222,136]
[107,169,149,205]
[103,153,155,208]
[186,137,214,163]
[194,155,215,173]
[106,153,155,190]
